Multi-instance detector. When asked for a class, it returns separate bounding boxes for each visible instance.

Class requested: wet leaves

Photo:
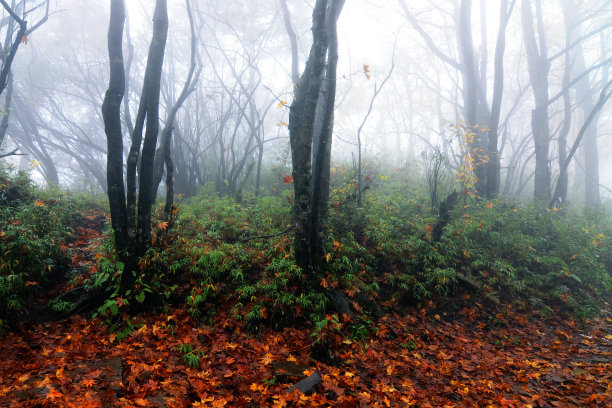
[0,307,610,407]
[0,210,610,406]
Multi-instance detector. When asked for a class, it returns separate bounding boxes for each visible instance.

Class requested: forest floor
[0,213,611,408]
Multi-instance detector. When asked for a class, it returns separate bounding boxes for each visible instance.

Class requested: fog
[0,0,611,208]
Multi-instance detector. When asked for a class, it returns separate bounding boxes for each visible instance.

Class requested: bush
[0,168,76,332]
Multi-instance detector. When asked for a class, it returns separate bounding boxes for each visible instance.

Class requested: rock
[291,372,321,395]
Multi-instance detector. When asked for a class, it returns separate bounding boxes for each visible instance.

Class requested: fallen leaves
[0,214,610,406]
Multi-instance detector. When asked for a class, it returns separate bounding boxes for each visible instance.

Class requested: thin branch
[239,223,296,242]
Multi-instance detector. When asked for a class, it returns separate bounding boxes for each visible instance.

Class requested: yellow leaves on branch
[363,64,371,80]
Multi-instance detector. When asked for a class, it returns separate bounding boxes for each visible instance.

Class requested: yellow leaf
[261,352,273,365]
[18,373,30,383]
[277,100,288,108]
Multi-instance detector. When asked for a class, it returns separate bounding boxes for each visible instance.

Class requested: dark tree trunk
[457,0,489,195]
[135,0,168,256]
[102,0,169,291]
[485,0,515,198]
[310,0,344,271]
[101,0,129,256]
[152,0,200,202]
[288,0,331,278]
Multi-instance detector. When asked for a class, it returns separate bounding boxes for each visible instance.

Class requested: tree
[521,0,551,201]
[102,0,168,289]
[286,0,344,279]
[545,0,612,207]
[151,0,201,223]
[485,0,516,198]
[398,0,515,198]
[0,0,50,154]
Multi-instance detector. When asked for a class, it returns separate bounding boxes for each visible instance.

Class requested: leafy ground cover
[1,169,611,407]
[1,298,611,407]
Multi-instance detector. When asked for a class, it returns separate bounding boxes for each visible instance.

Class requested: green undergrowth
[362,192,611,319]
[0,167,83,333]
[88,181,612,333]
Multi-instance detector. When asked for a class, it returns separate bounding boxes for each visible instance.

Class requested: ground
[0,214,610,408]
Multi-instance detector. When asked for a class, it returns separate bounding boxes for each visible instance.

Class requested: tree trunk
[0,71,13,149]
[101,0,129,256]
[485,0,515,198]
[102,0,169,291]
[310,0,344,272]
[152,0,200,202]
[288,0,331,278]
[521,0,551,201]
[135,0,168,256]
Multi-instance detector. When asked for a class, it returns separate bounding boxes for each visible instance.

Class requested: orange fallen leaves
[45,387,62,400]
[81,378,96,387]
[0,210,610,407]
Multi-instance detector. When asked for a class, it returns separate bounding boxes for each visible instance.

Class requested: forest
[0,0,611,406]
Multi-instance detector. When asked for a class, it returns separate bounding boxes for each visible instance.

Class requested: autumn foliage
[1,167,612,406]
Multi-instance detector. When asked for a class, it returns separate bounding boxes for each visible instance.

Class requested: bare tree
[102,0,169,290]
[152,0,202,224]
[0,0,50,151]
[521,0,552,201]
[398,0,515,198]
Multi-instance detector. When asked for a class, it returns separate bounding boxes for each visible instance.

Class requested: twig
[240,223,296,242]
[0,148,23,158]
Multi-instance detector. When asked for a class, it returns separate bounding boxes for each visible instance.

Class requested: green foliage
[177,343,205,368]
[235,257,327,330]
[0,167,76,331]
[28,164,607,343]
[311,313,342,345]
[142,180,612,331]
[359,189,612,317]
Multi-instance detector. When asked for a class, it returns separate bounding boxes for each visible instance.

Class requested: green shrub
[0,169,76,332]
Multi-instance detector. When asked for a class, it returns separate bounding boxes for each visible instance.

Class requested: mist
[0,0,608,209]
